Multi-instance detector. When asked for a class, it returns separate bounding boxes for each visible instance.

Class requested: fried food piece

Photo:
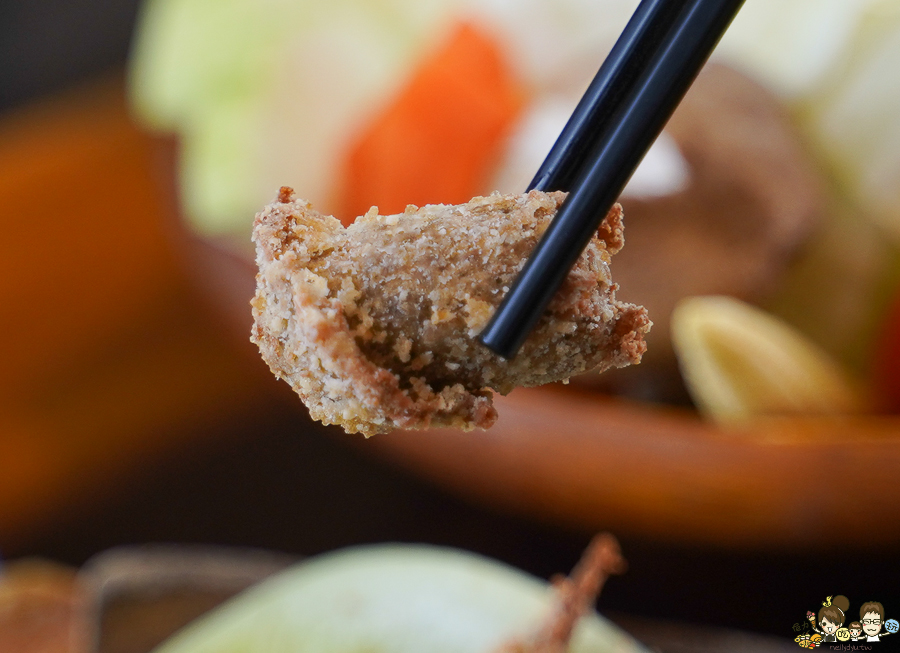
[251,187,649,436]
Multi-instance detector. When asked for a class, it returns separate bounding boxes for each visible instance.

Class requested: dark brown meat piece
[251,188,649,436]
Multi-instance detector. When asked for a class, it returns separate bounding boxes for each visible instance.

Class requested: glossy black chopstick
[479,0,745,359]
[529,0,690,194]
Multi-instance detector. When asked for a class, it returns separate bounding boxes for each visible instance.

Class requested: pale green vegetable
[714,0,867,98]
[763,201,900,374]
[130,0,456,238]
[152,545,646,653]
[131,0,900,245]
[715,0,900,242]
[806,0,900,241]
[711,0,900,371]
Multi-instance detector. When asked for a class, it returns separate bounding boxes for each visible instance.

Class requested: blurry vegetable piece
[713,0,864,98]
[337,21,524,223]
[807,0,900,242]
[671,296,864,422]
[764,203,900,375]
[130,0,457,235]
[714,0,900,242]
[151,545,646,653]
[576,64,823,403]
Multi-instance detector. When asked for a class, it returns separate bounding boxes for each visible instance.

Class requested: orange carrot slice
[337,20,525,224]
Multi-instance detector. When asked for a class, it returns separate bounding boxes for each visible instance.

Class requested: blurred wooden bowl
[175,220,900,551]
[152,64,900,552]
[374,388,900,550]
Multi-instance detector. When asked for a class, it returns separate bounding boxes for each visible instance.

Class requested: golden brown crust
[251,188,649,436]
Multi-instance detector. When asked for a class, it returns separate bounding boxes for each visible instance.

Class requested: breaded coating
[251,187,649,436]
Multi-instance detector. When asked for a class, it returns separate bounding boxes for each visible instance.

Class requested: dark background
[2,0,899,646]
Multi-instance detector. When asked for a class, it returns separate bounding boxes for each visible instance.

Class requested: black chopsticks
[479,0,745,360]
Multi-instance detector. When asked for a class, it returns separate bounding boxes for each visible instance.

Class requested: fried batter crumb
[495,534,627,653]
[251,188,650,436]
[277,185,293,204]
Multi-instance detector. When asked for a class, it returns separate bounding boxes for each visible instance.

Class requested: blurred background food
[147,542,642,653]
[2,0,900,650]
[128,0,900,406]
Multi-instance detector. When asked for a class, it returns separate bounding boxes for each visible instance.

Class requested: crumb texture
[251,189,650,436]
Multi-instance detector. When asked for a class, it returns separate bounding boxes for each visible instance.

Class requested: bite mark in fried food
[251,188,649,436]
